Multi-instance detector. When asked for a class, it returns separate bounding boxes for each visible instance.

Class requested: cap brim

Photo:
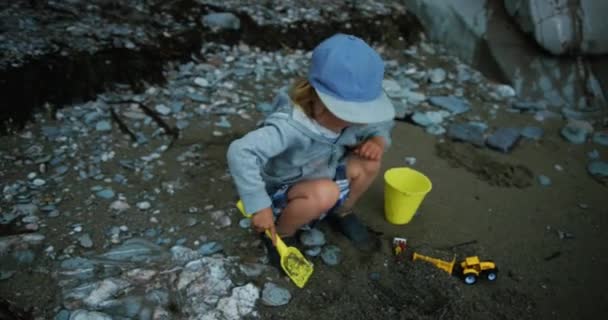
[315,89,395,124]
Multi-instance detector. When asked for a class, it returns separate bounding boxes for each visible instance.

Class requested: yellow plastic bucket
[384,167,432,225]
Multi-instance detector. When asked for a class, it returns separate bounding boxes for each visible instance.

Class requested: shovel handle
[265,230,288,256]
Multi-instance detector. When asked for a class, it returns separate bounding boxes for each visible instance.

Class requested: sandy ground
[225,109,608,320]
[0,104,607,319]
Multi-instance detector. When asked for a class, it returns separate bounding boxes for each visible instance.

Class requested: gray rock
[299,229,326,247]
[68,310,112,320]
[561,123,589,144]
[588,161,608,177]
[592,132,608,146]
[486,128,521,152]
[404,0,606,111]
[239,218,251,229]
[520,126,544,140]
[198,241,223,256]
[538,175,552,186]
[155,104,171,115]
[304,246,322,257]
[95,121,111,132]
[261,282,291,307]
[96,189,115,199]
[54,309,71,320]
[97,238,167,262]
[426,125,446,135]
[213,283,259,319]
[202,13,241,31]
[447,123,487,146]
[78,233,94,248]
[12,250,35,264]
[144,289,169,306]
[411,111,444,127]
[403,90,427,105]
[369,272,381,281]
[171,245,203,264]
[588,149,600,160]
[0,270,16,280]
[321,245,341,266]
[239,263,266,277]
[429,96,470,114]
[429,68,446,83]
[511,101,547,111]
[98,296,143,318]
[495,84,516,98]
[505,0,608,55]
[60,257,95,280]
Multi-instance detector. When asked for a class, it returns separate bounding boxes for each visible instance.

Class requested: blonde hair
[288,78,319,118]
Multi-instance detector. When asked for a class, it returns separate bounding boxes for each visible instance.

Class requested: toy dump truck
[412,252,498,285]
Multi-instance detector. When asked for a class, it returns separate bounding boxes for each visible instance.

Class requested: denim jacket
[226,92,394,215]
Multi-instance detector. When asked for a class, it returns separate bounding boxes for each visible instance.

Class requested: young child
[227,33,395,258]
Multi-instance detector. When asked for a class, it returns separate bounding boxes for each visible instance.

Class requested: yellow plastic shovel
[236,200,313,288]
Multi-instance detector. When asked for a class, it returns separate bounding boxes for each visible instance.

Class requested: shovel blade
[281,247,314,288]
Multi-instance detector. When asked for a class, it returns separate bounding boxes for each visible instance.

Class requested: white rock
[137,201,151,210]
[109,200,130,212]
[194,77,210,87]
[214,283,260,320]
[155,104,171,115]
[83,278,131,308]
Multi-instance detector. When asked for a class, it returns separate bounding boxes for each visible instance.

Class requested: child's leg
[276,179,340,237]
[338,155,381,215]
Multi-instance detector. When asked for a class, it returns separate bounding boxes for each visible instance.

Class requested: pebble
[554,164,563,172]
[96,189,115,199]
[239,218,251,229]
[194,77,210,87]
[198,241,223,256]
[447,123,486,146]
[429,68,446,83]
[486,128,520,153]
[154,104,171,115]
[369,272,381,281]
[429,96,470,114]
[137,201,151,210]
[304,246,322,257]
[95,121,112,132]
[239,263,266,277]
[587,161,608,177]
[261,283,291,307]
[495,84,516,98]
[32,178,46,186]
[561,120,593,144]
[520,126,544,140]
[538,175,551,187]
[299,229,326,247]
[592,132,608,146]
[588,149,600,160]
[426,125,446,135]
[78,233,94,248]
[321,245,341,266]
[404,157,417,166]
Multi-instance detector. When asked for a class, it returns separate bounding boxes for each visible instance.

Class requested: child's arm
[226,124,290,216]
[353,119,394,160]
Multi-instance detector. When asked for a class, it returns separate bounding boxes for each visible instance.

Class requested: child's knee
[362,158,381,175]
[311,180,340,213]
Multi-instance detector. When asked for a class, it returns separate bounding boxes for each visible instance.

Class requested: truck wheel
[463,274,477,285]
[486,270,497,281]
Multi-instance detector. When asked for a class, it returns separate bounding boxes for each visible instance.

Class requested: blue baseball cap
[308,33,395,124]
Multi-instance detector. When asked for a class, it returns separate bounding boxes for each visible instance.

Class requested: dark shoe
[260,234,297,271]
[329,213,378,252]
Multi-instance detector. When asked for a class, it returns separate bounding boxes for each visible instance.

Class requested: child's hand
[353,136,385,161]
[251,207,277,245]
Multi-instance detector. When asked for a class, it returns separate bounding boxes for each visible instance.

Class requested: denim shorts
[270,165,349,228]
